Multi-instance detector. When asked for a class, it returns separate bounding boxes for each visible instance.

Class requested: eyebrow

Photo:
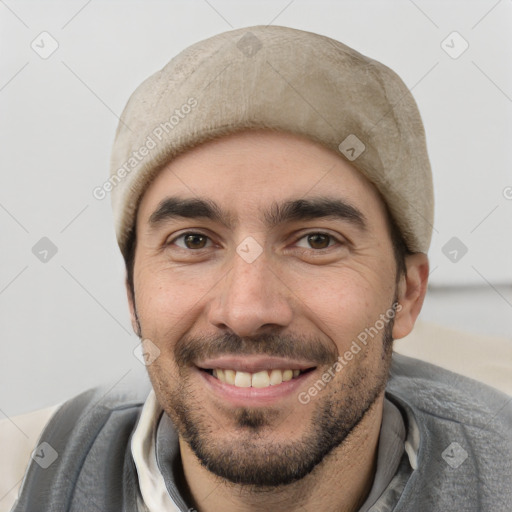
[148,196,368,232]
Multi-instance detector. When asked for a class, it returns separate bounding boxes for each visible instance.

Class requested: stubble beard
[147,319,395,488]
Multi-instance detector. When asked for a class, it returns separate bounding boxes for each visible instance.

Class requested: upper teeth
[212,369,301,388]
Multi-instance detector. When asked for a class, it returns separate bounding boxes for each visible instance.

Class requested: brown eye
[184,234,208,249]
[171,233,212,250]
[299,233,334,250]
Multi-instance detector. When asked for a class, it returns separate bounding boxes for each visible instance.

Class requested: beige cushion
[395,320,512,396]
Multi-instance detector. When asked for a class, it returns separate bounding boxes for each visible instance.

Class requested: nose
[207,250,294,338]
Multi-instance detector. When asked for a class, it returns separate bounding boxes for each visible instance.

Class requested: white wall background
[1,0,511,417]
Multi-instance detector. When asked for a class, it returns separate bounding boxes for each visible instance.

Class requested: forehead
[137,130,388,227]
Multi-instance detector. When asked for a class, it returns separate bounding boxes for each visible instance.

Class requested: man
[5,25,512,511]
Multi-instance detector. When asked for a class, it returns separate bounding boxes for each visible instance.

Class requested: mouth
[195,356,317,405]
[202,367,315,388]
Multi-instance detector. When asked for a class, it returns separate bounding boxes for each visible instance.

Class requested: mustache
[174,331,337,368]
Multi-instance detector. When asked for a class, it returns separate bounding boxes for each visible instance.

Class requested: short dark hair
[124,204,410,301]
[386,205,411,284]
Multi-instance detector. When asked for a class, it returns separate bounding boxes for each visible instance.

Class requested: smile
[207,368,310,388]
[195,356,317,404]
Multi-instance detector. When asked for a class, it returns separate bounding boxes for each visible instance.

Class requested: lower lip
[196,368,314,407]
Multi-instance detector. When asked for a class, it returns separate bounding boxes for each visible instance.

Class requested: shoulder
[2,373,152,512]
[0,404,61,512]
[388,352,512,429]
[391,320,512,432]
[387,353,512,508]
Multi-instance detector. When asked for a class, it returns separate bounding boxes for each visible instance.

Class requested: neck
[179,394,384,512]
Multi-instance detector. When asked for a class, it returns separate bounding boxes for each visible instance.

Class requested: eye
[295,232,341,250]
[170,232,213,250]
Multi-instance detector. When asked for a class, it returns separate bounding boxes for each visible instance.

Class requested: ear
[392,252,429,340]
[125,276,140,337]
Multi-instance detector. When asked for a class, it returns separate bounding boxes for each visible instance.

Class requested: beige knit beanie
[108,25,434,258]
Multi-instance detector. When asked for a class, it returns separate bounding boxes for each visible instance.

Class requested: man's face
[130,130,403,486]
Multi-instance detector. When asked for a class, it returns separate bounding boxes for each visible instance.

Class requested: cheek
[286,265,393,350]
[134,263,218,339]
